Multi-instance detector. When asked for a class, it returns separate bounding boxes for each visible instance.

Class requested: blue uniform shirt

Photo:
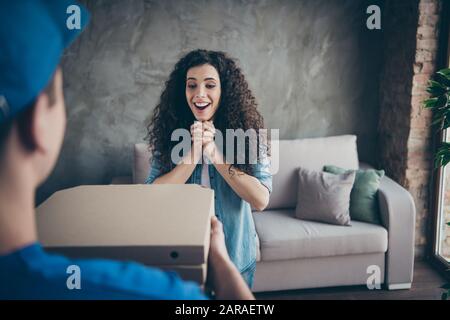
[0,243,207,300]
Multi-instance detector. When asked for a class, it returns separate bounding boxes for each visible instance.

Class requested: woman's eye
[206,84,216,89]
[187,84,196,89]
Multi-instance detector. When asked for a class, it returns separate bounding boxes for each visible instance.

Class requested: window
[430,4,450,275]
[436,129,450,263]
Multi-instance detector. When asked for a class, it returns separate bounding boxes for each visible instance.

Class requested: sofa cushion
[253,209,387,261]
[295,167,355,226]
[267,135,359,210]
[323,165,385,225]
[134,143,151,184]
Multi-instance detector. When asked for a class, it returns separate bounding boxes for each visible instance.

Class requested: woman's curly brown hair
[145,49,269,177]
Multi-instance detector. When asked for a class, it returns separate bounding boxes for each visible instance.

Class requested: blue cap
[0,0,90,124]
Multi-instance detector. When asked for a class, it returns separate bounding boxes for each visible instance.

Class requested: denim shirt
[145,154,272,273]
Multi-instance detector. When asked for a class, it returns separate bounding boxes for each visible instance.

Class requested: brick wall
[378,0,443,258]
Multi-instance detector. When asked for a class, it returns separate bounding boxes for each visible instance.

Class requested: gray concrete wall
[38,0,384,203]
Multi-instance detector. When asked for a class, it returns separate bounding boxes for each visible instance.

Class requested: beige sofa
[112,135,416,292]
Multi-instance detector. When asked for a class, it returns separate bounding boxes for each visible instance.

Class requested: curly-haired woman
[145,49,272,288]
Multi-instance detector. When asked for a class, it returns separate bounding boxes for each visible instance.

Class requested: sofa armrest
[378,175,416,290]
[110,176,133,185]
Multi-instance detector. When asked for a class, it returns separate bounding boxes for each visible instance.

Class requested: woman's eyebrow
[186,77,217,81]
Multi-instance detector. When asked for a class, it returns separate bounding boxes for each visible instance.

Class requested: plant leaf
[427,80,447,97]
[437,68,450,78]
[424,96,447,110]
[436,74,450,87]
[437,95,449,109]
[441,283,450,289]
[429,80,446,89]
[434,143,450,167]
[424,97,439,108]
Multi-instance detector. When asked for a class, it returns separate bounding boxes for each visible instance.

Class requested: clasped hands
[190,120,219,164]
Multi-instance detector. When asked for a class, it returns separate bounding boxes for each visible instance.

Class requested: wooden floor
[254,260,448,300]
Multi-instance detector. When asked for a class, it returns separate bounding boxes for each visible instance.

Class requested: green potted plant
[423,68,450,300]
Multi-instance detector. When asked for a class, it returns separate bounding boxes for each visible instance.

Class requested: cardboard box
[156,264,207,284]
[36,185,214,272]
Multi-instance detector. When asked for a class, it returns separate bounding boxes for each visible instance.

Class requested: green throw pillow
[323,165,385,225]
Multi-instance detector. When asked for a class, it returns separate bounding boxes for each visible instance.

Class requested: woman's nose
[196,86,206,98]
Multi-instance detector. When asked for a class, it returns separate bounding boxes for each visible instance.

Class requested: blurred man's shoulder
[0,243,207,300]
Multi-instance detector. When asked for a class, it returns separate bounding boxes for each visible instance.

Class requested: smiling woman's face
[185,64,221,121]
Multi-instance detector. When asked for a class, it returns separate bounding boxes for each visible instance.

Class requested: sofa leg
[387,283,412,290]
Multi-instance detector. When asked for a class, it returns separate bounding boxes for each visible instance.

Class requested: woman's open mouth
[194,102,211,111]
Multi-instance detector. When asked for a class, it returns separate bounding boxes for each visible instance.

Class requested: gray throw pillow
[323,165,385,225]
[295,167,355,226]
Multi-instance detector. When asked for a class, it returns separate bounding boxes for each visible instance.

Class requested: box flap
[37,184,214,265]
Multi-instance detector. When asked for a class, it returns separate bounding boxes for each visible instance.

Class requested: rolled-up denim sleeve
[145,152,163,184]
[253,157,272,194]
